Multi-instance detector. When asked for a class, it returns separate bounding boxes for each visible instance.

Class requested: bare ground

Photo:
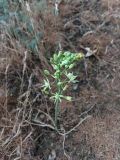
[0,0,120,160]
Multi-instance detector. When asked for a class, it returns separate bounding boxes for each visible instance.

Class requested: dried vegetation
[0,0,120,159]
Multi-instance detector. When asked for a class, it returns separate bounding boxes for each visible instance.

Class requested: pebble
[48,149,56,160]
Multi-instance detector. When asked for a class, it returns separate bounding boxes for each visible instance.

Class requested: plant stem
[55,69,62,129]
[55,97,60,129]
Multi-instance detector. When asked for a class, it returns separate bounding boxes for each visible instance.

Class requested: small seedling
[42,51,84,129]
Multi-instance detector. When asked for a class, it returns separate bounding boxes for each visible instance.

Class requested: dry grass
[0,0,120,159]
[101,0,120,8]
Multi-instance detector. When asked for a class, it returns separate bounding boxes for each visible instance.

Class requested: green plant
[42,51,84,129]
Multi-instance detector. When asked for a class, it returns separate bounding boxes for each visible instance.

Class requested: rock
[48,149,56,160]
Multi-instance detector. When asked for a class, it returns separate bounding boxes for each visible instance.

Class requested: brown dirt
[0,0,120,160]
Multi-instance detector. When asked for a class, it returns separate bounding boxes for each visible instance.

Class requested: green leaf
[68,63,75,69]
[42,79,51,92]
[50,93,63,103]
[64,96,72,101]
[44,70,50,76]
[66,72,77,82]
[57,81,63,86]
[53,71,61,79]
[53,54,58,62]
[61,59,69,66]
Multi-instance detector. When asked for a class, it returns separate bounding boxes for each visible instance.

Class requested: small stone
[48,149,56,160]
